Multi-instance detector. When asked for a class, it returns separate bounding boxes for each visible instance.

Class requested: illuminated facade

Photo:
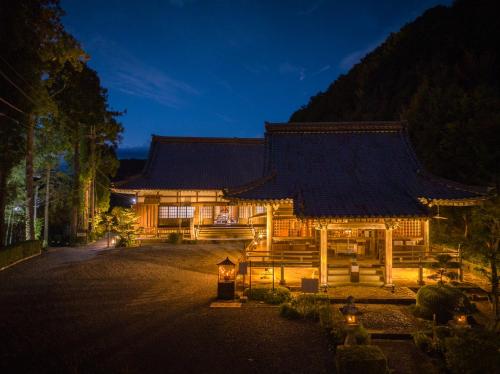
[113,122,486,285]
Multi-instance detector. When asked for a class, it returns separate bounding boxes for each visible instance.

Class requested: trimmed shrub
[444,329,500,374]
[336,345,388,374]
[167,232,183,244]
[279,302,301,319]
[416,285,470,323]
[243,287,291,305]
[319,305,333,329]
[413,331,433,352]
[294,293,330,320]
[265,287,291,305]
[0,240,42,269]
[354,324,370,345]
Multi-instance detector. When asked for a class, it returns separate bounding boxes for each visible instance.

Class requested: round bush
[416,285,470,323]
[279,302,301,319]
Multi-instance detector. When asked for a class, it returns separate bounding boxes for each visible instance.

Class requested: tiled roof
[227,122,487,218]
[115,136,264,190]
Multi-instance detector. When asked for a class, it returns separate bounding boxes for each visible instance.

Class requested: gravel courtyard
[0,242,332,374]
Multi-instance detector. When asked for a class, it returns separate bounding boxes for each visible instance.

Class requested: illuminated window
[200,206,213,219]
[255,205,266,214]
[239,206,252,218]
[158,206,194,219]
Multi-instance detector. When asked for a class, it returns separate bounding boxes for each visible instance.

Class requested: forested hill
[290,0,500,187]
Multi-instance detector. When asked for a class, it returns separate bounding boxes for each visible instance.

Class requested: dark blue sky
[62,0,451,153]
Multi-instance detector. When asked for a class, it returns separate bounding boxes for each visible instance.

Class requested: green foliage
[167,232,183,244]
[413,331,433,352]
[318,305,333,329]
[0,240,41,268]
[444,329,500,374]
[427,254,459,284]
[335,345,388,374]
[34,218,44,240]
[243,287,291,305]
[354,324,370,345]
[111,207,139,247]
[279,302,301,319]
[465,197,500,326]
[415,284,470,323]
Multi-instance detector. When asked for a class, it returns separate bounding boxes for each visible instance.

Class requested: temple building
[113,122,486,286]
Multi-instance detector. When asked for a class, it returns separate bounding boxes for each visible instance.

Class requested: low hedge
[243,287,291,305]
[0,240,42,269]
[336,345,388,374]
[444,329,500,374]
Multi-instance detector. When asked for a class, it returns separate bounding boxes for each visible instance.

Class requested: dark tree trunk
[25,116,35,240]
[0,167,7,247]
[70,136,80,243]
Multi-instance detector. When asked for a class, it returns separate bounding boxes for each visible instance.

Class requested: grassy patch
[0,240,41,269]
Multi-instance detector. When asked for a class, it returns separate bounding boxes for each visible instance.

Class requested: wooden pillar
[266,204,273,252]
[384,220,397,286]
[423,219,430,255]
[320,225,328,286]
[190,217,195,239]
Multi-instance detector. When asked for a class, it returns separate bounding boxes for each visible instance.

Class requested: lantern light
[217,257,236,300]
[340,295,360,326]
[453,297,470,327]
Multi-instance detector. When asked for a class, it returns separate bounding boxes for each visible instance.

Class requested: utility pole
[43,167,50,248]
[88,124,96,235]
[25,115,35,240]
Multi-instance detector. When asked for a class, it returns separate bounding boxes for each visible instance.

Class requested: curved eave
[225,196,293,205]
[298,213,429,220]
[418,196,487,207]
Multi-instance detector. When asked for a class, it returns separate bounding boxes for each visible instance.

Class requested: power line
[0,112,32,132]
[0,67,37,105]
[0,55,37,92]
[0,96,27,115]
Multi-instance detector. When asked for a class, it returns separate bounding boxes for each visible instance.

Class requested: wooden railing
[392,245,459,264]
[138,227,191,239]
[245,241,319,267]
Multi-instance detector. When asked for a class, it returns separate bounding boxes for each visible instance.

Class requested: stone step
[328,268,349,275]
[327,275,351,283]
[359,268,380,275]
[360,274,383,282]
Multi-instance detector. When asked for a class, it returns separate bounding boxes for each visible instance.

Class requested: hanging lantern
[217,257,236,300]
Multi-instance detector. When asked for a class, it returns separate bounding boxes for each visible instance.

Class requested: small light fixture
[453,297,469,327]
[340,295,360,326]
[217,257,236,300]
[131,198,137,204]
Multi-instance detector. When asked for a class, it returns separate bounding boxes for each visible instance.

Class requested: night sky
[62,0,451,156]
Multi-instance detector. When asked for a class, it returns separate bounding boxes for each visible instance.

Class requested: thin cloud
[215,113,237,124]
[297,1,324,16]
[88,36,199,108]
[339,38,384,70]
[279,62,306,81]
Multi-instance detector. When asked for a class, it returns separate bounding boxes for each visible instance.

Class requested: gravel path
[0,243,332,373]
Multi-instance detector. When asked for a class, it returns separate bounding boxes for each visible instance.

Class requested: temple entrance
[326,228,381,261]
[325,228,384,285]
[214,206,238,225]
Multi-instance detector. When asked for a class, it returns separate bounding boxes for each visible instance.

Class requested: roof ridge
[265,121,405,133]
[151,135,264,144]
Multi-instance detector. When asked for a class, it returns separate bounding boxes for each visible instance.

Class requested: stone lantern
[340,296,361,345]
[217,257,236,300]
[450,297,470,328]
